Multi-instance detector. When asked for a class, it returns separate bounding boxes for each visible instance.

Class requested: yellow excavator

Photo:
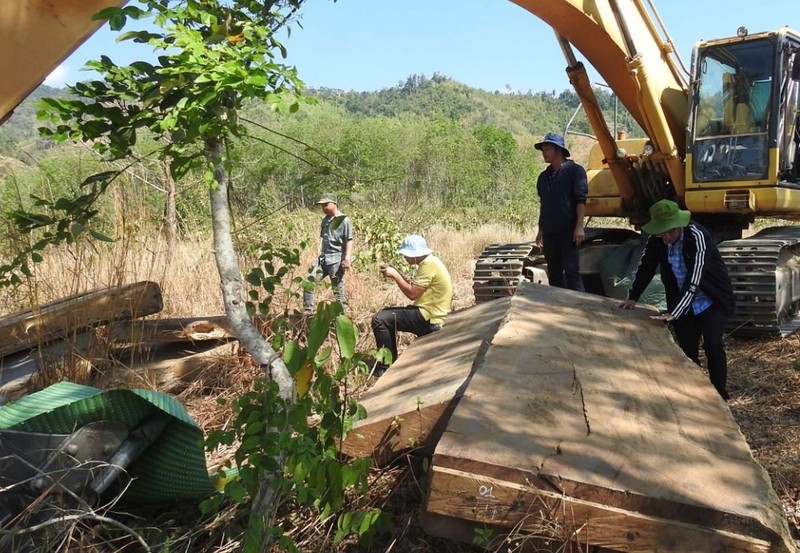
[475,0,800,337]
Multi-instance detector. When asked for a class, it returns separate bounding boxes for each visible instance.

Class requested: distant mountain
[0,75,638,161]
[309,73,640,147]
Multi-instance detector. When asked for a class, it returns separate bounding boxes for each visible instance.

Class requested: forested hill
[0,74,639,217]
[1,73,637,159]
[0,85,68,156]
[309,73,638,147]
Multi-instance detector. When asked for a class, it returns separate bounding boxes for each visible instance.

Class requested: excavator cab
[691,36,774,182]
[686,29,800,215]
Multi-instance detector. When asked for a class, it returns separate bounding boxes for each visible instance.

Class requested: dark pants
[371,306,440,364]
[542,232,584,291]
[303,260,346,312]
[673,303,729,399]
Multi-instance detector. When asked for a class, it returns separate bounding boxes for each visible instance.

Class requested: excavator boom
[0,0,127,124]
[510,0,688,143]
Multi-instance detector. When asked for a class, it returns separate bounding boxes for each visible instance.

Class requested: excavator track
[718,227,800,337]
[472,229,641,303]
[472,242,540,303]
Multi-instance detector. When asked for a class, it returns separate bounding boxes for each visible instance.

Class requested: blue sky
[49,0,797,94]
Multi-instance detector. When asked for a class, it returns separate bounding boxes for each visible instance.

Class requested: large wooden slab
[339,298,511,465]
[425,283,793,552]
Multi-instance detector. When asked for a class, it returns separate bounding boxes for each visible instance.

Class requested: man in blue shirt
[534,133,587,291]
[619,200,736,400]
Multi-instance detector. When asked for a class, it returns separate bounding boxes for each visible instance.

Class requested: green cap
[642,199,691,235]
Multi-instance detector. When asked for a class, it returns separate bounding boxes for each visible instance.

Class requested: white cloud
[44,64,70,88]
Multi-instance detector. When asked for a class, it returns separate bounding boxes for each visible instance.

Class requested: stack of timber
[341,283,794,552]
[0,282,244,401]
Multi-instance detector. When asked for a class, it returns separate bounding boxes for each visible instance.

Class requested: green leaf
[335,315,357,359]
[307,313,329,358]
[224,480,248,503]
[283,340,306,376]
[287,403,307,430]
[81,171,118,186]
[335,511,353,542]
[330,214,345,231]
[241,435,260,451]
[108,13,127,31]
[245,268,265,286]
[89,229,115,242]
[71,223,85,238]
[314,346,332,366]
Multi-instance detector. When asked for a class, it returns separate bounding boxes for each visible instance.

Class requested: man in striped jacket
[619,199,736,400]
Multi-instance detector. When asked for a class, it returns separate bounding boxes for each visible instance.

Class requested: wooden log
[105,316,233,344]
[104,313,306,345]
[338,298,512,465]
[0,332,101,402]
[0,281,163,358]
[0,311,302,402]
[424,283,794,552]
[105,340,239,392]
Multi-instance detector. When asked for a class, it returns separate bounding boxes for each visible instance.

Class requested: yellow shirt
[413,255,453,325]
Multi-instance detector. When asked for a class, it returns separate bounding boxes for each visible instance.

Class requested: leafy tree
[14,1,350,549]
[472,124,526,206]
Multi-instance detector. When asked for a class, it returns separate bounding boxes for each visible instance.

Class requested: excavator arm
[510,0,689,212]
[510,0,687,136]
[0,0,127,124]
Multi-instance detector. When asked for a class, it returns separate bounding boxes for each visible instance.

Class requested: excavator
[474,0,800,337]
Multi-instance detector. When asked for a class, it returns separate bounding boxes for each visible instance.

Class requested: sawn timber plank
[0,281,163,358]
[339,298,511,465]
[425,282,793,552]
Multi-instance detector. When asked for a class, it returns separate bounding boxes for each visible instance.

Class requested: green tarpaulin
[0,381,214,504]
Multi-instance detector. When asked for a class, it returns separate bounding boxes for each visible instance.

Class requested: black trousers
[672,302,729,399]
[542,232,584,292]
[371,306,440,364]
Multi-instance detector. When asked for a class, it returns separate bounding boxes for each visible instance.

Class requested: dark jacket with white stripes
[627,221,736,319]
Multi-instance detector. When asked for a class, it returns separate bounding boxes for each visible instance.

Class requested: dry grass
[727,336,800,535]
[3,217,800,552]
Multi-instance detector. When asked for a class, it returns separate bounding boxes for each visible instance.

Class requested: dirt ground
[726,336,800,540]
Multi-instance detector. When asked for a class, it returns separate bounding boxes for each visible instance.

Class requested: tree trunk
[161,159,178,263]
[205,138,295,550]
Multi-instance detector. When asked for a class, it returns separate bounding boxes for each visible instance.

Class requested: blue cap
[397,235,432,257]
[534,132,570,158]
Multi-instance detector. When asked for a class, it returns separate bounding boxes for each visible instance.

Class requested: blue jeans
[542,232,584,291]
[371,306,440,364]
[303,259,346,312]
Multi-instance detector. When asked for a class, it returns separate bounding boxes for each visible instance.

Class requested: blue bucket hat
[397,235,432,257]
[535,132,570,158]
